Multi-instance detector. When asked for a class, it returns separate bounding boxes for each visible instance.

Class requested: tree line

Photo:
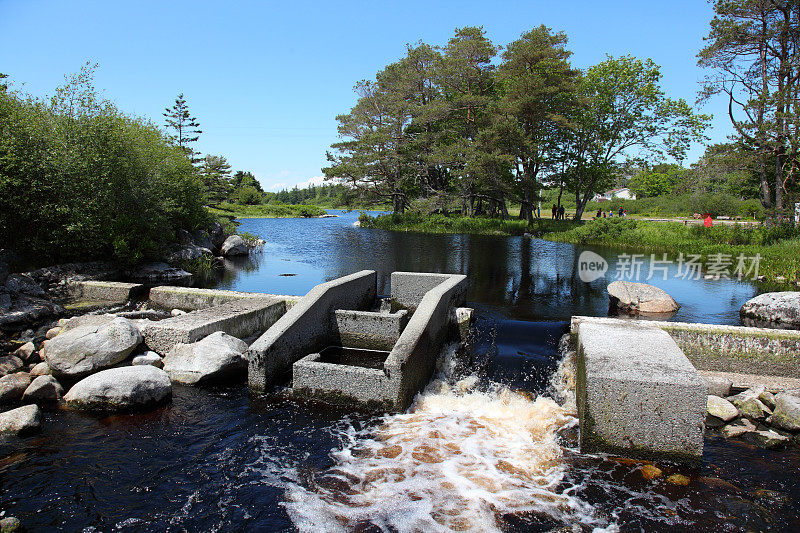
[323,25,710,220]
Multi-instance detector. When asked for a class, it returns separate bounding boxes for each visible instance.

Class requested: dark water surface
[2,210,798,532]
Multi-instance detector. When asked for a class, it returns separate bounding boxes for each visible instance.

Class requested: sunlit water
[2,210,798,531]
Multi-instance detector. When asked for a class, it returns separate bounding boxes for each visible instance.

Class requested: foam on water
[278,346,608,532]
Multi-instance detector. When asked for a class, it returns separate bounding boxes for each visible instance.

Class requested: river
[1,210,798,532]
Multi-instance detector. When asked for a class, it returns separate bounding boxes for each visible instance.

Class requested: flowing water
[2,210,799,532]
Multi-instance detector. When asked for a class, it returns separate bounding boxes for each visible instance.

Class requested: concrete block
[293,353,394,407]
[333,309,408,350]
[142,297,286,355]
[391,272,467,312]
[385,273,467,409]
[148,286,292,311]
[247,270,377,392]
[576,320,706,464]
[68,281,146,303]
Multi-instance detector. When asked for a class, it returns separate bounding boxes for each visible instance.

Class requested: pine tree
[163,93,202,165]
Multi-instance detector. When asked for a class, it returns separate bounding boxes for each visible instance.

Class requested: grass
[359,212,531,235]
[207,202,328,219]
[359,212,800,283]
[546,217,800,283]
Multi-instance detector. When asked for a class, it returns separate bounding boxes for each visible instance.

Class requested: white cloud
[293,175,327,189]
[270,182,288,190]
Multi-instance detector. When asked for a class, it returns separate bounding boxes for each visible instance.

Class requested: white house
[593,187,636,202]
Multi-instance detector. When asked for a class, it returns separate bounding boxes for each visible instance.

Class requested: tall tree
[495,25,578,222]
[699,0,800,213]
[433,26,499,215]
[565,56,709,219]
[163,93,202,165]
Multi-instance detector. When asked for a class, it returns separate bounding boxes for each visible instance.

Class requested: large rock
[64,366,171,411]
[126,262,192,286]
[22,375,64,403]
[220,235,249,257]
[162,331,248,385]
[768,392,800,431]
[0,404,41,435]
[740,292,800,328]
[607,281,680,315]
[192,230,214,251]
[29,362,51,376]
[166,244,213,264]
[0,373,32,403]
[0,355,24,376]
[209,221,228,252]
[43,317,142,378]
[707,395,739,422]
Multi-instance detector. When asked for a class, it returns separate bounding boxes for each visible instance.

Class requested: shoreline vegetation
[358,213,800,284]
[207,202,329,219]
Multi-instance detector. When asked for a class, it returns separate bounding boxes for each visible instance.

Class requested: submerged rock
[0,516,22,532]
[640,464,662,480]
[740,292,800,329]
[768,392,800,432]
[22,375,64,403]
[162,331,247,385]
[0,404,41,435]
[220,235,249,257]
[64,366,171,411]
[607,281,679,315]
[747,429,790,449]
[43,317,142,378]
[707,395,739,422]
[0,373,32,403]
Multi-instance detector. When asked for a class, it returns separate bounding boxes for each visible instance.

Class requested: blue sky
[0,0,728,191]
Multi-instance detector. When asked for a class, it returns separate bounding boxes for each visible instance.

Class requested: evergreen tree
[163,93,202,165]
[199,154,232,205]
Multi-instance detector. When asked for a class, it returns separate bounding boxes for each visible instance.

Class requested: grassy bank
[359,212,800,283]
[208,202,328,219]
[546,218,800,282]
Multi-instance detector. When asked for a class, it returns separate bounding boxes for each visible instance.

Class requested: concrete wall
[293,353,394,407]
[572,316,800,378]
[391,272,464,311]
[575,318,707,464]
[384,274,467,409]
[142,298,286,355]
[247,270,377,392]
[148,286,298,311]
[68,281,147,303]
[333,309,408,350]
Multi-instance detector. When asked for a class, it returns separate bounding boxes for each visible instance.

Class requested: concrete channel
[69,278,792,465]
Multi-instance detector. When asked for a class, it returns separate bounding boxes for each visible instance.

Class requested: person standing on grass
[552,204,558,219]
[558,205,565,220]
[618,207,624,217]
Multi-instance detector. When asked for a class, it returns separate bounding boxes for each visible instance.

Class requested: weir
[66,277,781,465]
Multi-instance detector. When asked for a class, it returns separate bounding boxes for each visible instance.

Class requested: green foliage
[163,93,202,165]
[0,66,209,264]
[359,212,530,235]
[546,218,800,282]
[584,193,765,219]
[208,202,327,218]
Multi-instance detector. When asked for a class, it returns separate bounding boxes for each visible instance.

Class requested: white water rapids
[253,344,617,532]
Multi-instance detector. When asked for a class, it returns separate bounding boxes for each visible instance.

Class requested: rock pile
[706,386,800,448]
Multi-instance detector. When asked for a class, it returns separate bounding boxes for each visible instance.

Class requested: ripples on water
[3,212,799,531]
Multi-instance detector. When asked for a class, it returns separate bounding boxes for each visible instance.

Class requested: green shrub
[0,70,209,265]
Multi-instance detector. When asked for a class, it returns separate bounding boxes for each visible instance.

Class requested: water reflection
[222,211,759,325]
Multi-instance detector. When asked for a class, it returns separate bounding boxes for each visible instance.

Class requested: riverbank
[359,213,800,284]
[208,202,328,219]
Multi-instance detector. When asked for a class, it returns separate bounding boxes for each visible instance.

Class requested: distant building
[593,187,636,202]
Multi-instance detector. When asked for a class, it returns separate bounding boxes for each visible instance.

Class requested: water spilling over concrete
[280,346,607,532]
